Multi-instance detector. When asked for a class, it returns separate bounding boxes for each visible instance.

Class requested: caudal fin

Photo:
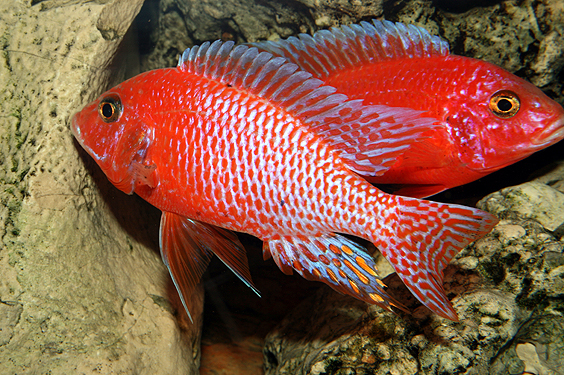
[369,195,498,320]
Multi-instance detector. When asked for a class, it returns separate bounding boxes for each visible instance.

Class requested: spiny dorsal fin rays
[178,40,440,177]
[265,233,410,315]
[250,20,449,80]
[160,212,260,322]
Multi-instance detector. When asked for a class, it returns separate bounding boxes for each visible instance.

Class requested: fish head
[71,73,155,194]
[445,59,564,172]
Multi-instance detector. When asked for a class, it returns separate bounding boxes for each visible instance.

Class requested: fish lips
[531,117,564,149]
[71,111,109,164]
[475,117,564,173]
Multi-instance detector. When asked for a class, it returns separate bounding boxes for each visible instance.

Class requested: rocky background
[0,0,563,374]
[0,1,200,374]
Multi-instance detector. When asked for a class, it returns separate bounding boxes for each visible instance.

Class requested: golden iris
[489,90,520,118]
[98,94,122,123]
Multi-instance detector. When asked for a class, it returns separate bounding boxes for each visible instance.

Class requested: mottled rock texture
[0,1,200,374]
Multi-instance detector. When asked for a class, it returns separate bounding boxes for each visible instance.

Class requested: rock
[0,1,200,373]
[478,181,564,231]
[293,0,385,28]
[491,315,564,375]
[263,283,422,375]
[531,160,564,194]
[138,0,315,71]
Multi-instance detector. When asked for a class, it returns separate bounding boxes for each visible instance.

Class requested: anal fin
[265,233,409,315]
[160,212,259,322]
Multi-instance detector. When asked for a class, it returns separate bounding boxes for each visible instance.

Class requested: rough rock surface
[138,0,316,72]
[0,1,200,374]
[491,315,564,375]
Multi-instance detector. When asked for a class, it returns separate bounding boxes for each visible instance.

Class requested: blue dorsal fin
[250,20,450,80]
[178,40,439,176]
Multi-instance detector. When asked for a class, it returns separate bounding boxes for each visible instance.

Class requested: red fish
[71,40,498,321]
[252,20,564,198]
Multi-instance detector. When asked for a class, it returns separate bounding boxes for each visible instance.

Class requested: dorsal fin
[250,20,450,80]
[178,41,439,176]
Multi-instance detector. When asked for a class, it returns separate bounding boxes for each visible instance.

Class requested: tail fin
[369,195,498,320]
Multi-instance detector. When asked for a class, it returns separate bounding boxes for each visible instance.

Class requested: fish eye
[98,94,122,123]
[489,90,520,118]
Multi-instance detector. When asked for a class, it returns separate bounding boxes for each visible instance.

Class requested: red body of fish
[252,20,564,197]
[72,39,498,321]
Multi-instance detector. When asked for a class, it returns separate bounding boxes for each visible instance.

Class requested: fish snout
[532,116,564,148]
[70,112,82,142]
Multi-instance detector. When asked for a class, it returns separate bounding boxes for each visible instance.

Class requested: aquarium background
[0,0,563,374]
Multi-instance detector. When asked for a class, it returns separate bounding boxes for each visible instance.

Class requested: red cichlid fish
[71,40,498,321]
[252,20,564,198]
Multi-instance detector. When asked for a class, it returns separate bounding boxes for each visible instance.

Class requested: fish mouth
[71,111,107,163]
[70,112,88,151]
[70,112,82,143]
[532,117,564,149]
[473,117,564,173]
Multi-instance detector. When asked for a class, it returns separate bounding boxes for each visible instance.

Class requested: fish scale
[155,77,335,237]
[72,39,498,322]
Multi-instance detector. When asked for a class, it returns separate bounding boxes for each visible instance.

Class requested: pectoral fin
[160,212,213,322]
[160,212,259,322]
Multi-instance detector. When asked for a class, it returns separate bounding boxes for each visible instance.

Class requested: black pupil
[497,98,513,112]
[101,102,114,118]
